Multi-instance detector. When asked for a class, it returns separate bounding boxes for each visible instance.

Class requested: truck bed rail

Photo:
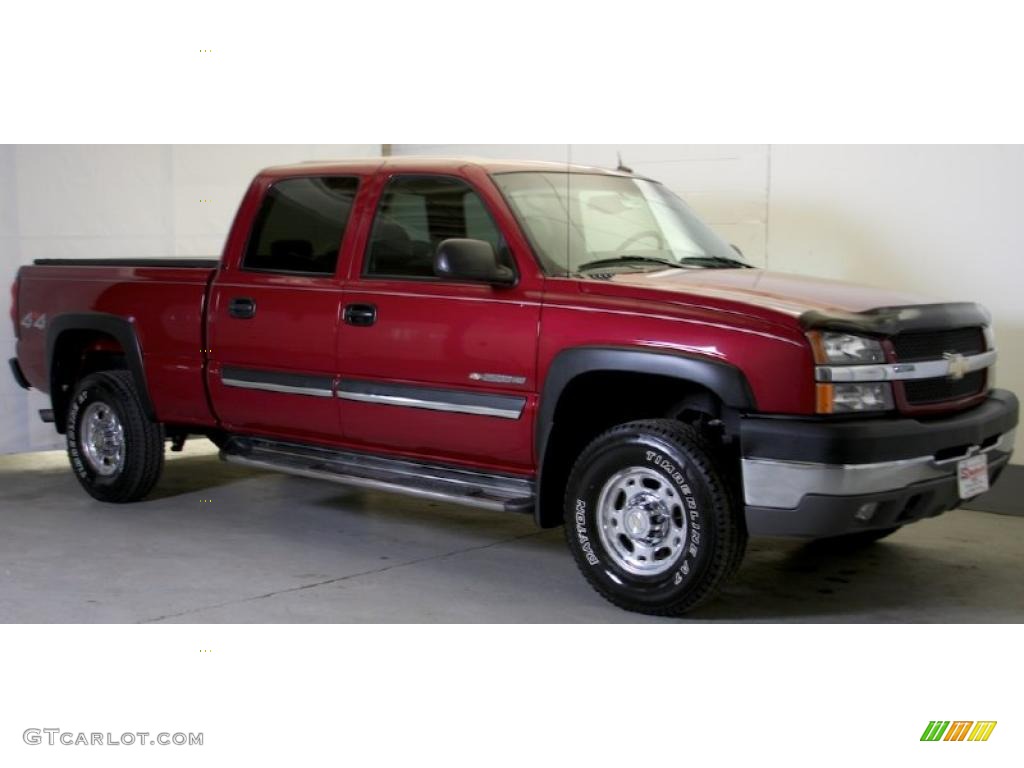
[33,258,219,268]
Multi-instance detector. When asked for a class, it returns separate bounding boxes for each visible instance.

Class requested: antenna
[616,152,634,174]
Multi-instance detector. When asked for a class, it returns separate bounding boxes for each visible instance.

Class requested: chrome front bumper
[739,390,1018,537]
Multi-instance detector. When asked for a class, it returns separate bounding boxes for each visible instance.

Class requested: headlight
[809,331,893,413]
[817,382,894,414]
[809,331,885,365]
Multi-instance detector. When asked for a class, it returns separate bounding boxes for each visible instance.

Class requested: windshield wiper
[576,255,685,272]
[678,256,751,269]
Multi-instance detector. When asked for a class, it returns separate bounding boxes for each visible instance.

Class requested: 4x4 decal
[21,311,46,330]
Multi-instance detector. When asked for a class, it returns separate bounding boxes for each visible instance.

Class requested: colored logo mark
[921,721,997,742]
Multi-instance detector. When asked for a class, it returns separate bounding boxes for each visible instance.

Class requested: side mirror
[434,239,515,286]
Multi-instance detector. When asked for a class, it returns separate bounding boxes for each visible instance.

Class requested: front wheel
[66,370,165,503]
[564,419,746,616]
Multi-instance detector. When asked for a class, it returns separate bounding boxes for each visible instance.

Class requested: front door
[336,173,541,474]
[207,175,360,443]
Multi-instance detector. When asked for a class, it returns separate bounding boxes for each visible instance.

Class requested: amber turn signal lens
[807,331,829,365]
[816,383,834,414]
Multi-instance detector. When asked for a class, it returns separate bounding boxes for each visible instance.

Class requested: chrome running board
[220,436,535,514]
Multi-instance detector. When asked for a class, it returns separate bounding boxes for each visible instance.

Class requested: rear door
[336,171,542,474]
[207,174,361,442]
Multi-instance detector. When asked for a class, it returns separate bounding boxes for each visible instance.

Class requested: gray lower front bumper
[740,391,1018,538]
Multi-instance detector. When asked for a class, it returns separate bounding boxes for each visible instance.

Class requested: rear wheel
[564,419,746,616]
[66,370,164,502]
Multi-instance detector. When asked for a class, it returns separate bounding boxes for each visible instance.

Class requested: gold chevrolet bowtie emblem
[944,352,970,380]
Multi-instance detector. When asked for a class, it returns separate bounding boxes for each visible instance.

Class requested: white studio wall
[0,144,381,454]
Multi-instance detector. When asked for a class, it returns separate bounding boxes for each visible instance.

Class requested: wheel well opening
[51,330,127,432]
[537,371,732,528]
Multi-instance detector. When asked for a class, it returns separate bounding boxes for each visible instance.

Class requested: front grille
[903,370,986,405]
[889,326,989,409]
[891,327,985,362]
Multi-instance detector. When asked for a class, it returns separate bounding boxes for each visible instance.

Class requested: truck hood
[590,267,937,318]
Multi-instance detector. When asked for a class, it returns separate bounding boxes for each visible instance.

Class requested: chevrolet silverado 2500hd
[8,157,1019,615]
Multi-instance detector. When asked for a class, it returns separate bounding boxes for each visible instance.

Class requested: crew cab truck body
[9,157,1019,615]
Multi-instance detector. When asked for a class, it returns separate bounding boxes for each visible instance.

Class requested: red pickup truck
[8,157,1019,615]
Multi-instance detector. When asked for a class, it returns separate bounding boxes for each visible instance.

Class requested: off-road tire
[564,419,746,616]
[66,370,165,503]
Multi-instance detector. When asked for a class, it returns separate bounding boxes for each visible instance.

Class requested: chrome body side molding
[220,366,334,398]
[219,368,526,419]
[337,379,526,420]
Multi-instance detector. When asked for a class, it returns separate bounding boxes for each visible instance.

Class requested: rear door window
[243,176,360,275]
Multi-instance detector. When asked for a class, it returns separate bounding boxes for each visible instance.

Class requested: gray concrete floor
[0,440,1021,623]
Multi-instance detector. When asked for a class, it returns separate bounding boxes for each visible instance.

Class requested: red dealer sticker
[957,454,989,499]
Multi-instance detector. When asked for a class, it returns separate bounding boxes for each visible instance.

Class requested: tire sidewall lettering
[574,499,601,566]
[643,449,703,586]
[66,388,91,481]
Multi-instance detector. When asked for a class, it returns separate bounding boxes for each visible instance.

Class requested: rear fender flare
[46,312,155,432]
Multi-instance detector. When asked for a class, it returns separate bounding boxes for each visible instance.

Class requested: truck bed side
[15,262,218,429]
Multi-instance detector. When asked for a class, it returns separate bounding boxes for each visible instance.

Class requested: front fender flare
[534,346,756,526]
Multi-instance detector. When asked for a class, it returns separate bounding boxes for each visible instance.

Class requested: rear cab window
[243,176,360,276]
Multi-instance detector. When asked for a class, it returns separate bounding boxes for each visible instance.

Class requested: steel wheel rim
[80,402,125,477]
[596,466,688,576]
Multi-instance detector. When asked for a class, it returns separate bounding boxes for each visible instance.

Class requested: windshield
[492,172,747,275]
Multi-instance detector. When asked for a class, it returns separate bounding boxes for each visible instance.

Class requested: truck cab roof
[259,156,638,179]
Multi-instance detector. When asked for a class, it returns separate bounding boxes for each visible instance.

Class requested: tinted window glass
[365,176,509,279]
[243,177,359,275]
